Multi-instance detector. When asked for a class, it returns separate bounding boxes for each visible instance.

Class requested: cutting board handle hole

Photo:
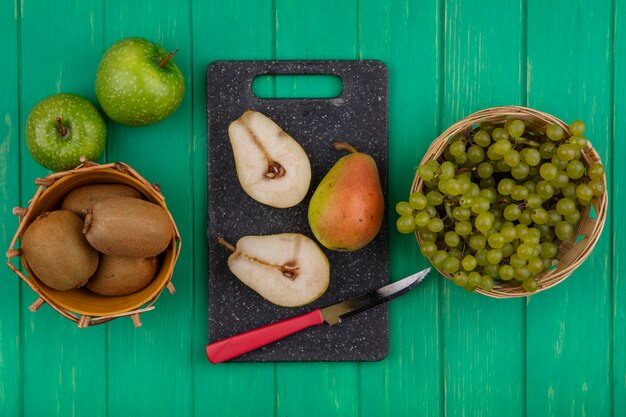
[252,75,343,99]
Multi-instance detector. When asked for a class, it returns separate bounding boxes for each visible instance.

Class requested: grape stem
[455,166,476,176]
[514,137,540,147]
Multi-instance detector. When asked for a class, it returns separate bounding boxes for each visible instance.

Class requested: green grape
[510,254,527,269]
[503,150,521,167]
[498,178,516,196]
[484,263,500,278]
[425,159,441,172]
[437,178,449,194]
[550,171,569,188]
[500,265,515,281]
[576,184,593,201]
[431,250,449,268]
[475,212,495,233]
[479,275,495,291]
[487,145,504,161]
[569,120,586,136]
[507,119,525,137]
[420,241,438,257]
[417,164,435,181]
[564,210,581,224]
[455,153,469,166]
[524,180,537,193]
[517,243,536,260]
[449,248,462,259]
[588,163,605,180]
[511,185,529,201]
[450,133,465,143]
[427,218,444,233]
[443,147,455,162]
[453,206,471,221]
[524,148,542,166]
[556,144,576,162]
[536,181,555,199]
[493,139,512,155]
[409,192,428,210]
[561,182,577,199]
[547,210,562,226]
[515,267,532,281]
[539,141,557,159]
[527,257,544,274]
[515,223,529,237]
[504,204,521,221]
[475,249,488,265]
[570,135,587,149]
[531,208,549,225]
[459,195,473,208]
[446,179,462,196]
[546,124,565,141]
[480,177,496,189]
[565,160,585,179]
[469,183,480,197]
[536,224,554,242]
[444,231,460,248]
[589,180,605,196]
[396,215,415,234]
[501,242,514,257]
[479,188,498,203]
[522,277,538,292]
[461,255,477,271]
[540,163,558,180]
[500,226,517,242]
[556,197,577,215]
[540,242,558,259]
[440,161,455,179]
[449,141,466,157]
[490,127,507,141]
[477,162,494,179]
[425,204,439,217]
[467,145,485,163]
[414,210,431,227]
[443,257,461,274]
[488,233,505,249]
[395,201,413,216]
[474,129,491,147]
[469,235,486,251]
[511,161,530,180]
[471,197,491,214]
[551,155,568,170]
[455,221,473,237]
[555,221,574,241]
[526,193,543,209]
[426,190,444,206]
[495,158,511,173]
[486,248,503,264]
[419,230,438,241]
[453,271,469,287]
[467,271,482,287]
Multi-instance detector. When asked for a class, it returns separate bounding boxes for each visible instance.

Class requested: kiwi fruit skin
[62,183,143,218]
[84,197,173,258]
[21,210,99,290]
[86,255,159,296]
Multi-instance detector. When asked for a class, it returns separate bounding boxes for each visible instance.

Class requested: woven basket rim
[410,106,608,298]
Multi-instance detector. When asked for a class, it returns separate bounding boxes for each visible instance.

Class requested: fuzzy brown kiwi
[86,255,159,296]
[21,210,99,290]
[83,197,173,258]
[62,183,143,218]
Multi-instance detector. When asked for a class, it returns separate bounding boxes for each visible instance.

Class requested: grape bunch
[396,118,606,293]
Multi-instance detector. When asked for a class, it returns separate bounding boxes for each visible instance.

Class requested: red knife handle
[206,309,324,364]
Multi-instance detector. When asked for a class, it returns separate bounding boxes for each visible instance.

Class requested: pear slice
[217,233,329,307]
[228,111,311,208]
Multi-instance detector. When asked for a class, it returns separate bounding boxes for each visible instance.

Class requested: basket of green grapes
[396,106,607,298]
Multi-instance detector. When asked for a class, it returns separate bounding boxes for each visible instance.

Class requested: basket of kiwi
[6,159,181,327]
[395,106,607,298]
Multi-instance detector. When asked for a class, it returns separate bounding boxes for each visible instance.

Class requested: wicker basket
[6,159,182,327]
[411,106,608,298]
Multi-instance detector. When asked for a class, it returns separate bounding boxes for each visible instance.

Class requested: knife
[206,267,431,364]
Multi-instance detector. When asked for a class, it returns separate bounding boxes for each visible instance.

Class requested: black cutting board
[206,60,388,361]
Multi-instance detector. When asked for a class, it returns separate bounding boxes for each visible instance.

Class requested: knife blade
[206,267,431,364]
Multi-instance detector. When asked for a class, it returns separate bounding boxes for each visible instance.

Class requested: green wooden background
[0,0,623,416]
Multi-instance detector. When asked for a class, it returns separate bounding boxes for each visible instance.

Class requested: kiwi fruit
[83,197,173,258]
[62,183,143,217]
[21,210,99,290]
[86,255,159,296]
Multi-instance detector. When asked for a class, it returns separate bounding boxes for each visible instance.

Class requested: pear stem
[55,117,70,139]
[215,236,236,252]
[158,49,179,67]
[333,141,358,154]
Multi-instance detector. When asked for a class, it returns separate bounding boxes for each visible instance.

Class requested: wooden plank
[358,0,443,415]
[442,1,527,416]
[18,1,107,416]
[614,1,625,414]
[101,1,194,415]
[273,1,359,416]
[0,1,21,416]
[190,1,277,416]
[526,0,613,415]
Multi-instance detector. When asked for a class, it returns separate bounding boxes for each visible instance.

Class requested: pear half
[218,233,329,307]
[228,111,311,208]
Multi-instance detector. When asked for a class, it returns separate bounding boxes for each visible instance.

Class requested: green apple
[95,37,185,126]
[25,94,106,172]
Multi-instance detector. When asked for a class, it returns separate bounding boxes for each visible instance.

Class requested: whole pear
[308,142,384,251]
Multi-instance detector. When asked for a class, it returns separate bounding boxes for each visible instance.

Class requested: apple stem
[333,141,358,154]
[158,48,179,67]
[215,236,237,253]
[55,117,70,139]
